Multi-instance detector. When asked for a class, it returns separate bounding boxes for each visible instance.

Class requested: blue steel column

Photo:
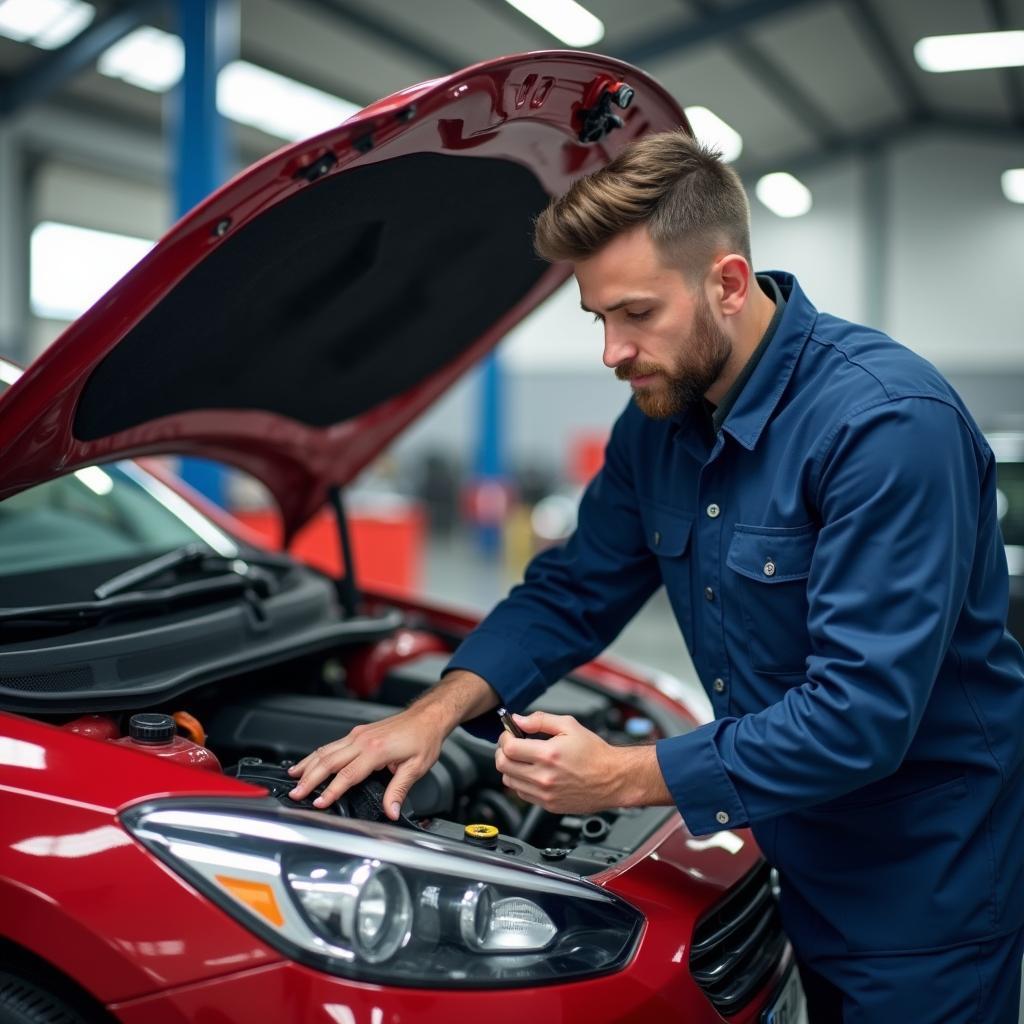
[172,0,237,506]
[473,351,507,556]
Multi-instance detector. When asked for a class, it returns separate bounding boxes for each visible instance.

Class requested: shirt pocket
[640,502,695,645]
[726,523,816,675]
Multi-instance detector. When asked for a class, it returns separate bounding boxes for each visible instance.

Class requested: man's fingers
[312,756,373,807]
[513,711,576,736]
[288,741,347,778]
[289,743,358,800]
[383,762,421,820]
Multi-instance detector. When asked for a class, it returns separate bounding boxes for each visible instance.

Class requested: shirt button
[715,811,730,825]
[704,586,715,601]
[713,678,726,693]
[706,503,721,519]
[763,560,776,577]
[653,530,661,547]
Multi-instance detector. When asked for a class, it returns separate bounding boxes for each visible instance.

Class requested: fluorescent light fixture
[1001,168,1024,204]
[755,172,812,218]
[684,106,743,163]
[95,27,360,140]
[98,25,184,92]
[503,0,604,46]
[0,0,94,49]
[218,60,360,140]
[914,30,1024,72]
[0,361,21,386]
[73,466,114,496]
[30,221,154,321]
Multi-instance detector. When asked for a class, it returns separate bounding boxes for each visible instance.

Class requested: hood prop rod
[328,485,360,618]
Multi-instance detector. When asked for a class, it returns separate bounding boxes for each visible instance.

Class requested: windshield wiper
[94,543,292,600]
[0,572,265,627]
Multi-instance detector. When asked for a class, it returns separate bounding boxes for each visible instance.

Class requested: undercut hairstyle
[534,129,752,280]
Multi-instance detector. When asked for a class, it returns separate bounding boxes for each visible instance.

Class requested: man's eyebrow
[579,296,655,314]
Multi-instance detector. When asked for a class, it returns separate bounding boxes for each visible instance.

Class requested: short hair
[534,129,751,279]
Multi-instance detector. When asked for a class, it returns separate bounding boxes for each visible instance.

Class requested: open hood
[0,52,685,539]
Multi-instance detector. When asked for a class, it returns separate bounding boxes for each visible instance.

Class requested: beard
[615,291,732,420]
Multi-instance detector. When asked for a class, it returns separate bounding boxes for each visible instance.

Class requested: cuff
[443,629,549,710]
[655,720,748,836]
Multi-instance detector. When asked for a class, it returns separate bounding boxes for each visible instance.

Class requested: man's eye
[626,310,651,322]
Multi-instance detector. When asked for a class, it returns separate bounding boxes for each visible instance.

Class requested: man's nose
[602,327,638,369]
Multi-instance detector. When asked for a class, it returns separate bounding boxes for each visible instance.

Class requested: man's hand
[287,669,498,820]
[495,711,673,814]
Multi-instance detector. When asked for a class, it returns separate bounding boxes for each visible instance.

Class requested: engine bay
[44,632,692,876]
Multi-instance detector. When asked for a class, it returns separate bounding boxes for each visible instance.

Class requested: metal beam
[172,0,237,507]
[862,144,888,330]
[738,114,925,182]
[0,0,161,117]
[294,0,462,74]
[843,0,929,120]
[0,127,29,364]
[619,0,820,66]
[986,0,1024,129]
[687,0,841,149]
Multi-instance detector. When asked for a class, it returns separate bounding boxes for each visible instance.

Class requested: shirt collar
[718,270,818,451]
[710,273,786,433]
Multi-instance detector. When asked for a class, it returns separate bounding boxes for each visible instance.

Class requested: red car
[0,52,803,1024]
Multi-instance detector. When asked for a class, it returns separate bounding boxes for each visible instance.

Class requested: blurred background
[1,0,1022,702]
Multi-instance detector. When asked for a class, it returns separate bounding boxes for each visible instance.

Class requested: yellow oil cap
[464,823,499,846]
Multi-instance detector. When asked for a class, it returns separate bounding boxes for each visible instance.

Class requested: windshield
[0,460,238,579]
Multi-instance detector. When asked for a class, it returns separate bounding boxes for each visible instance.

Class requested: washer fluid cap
[129,713,176,744]
[464,823,499,847]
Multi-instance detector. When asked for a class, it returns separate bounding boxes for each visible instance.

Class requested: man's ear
[710,253,751,316]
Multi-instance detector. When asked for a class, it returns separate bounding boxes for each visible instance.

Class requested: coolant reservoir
[112,713,221,773]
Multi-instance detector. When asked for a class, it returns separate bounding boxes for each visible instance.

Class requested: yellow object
[464,824,499,841]
[215,875,285,927]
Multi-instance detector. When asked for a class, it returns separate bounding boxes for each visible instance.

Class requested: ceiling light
[684,106,743,163]
[0,0,94,49]
[755,172,812,218]
[30,221,154,322]
[914,30,1024,73]
[218,60,360,141]
[502,0,604,47]
[98,25,184,92]
[1002,168,1024,204]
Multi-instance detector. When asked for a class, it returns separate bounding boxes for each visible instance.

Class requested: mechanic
[289,130,1024,1023]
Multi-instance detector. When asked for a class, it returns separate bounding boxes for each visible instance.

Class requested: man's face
[575,225,731,419]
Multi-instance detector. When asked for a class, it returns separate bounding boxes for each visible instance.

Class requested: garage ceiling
[0,0,1022,182]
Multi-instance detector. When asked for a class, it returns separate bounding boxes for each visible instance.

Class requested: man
[289,131,1024,1022]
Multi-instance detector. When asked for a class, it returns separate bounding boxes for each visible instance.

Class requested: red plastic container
[111,713,221,773]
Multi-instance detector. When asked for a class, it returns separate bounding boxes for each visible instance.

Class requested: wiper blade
[94,543,291,600]
[0,573,263,627]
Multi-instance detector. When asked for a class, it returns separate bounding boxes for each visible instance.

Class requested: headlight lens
[123,801,642,987]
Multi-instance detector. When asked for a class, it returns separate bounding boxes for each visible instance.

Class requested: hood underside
[0,51,686,538]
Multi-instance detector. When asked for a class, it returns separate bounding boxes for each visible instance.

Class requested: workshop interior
[0,1,1021,1022]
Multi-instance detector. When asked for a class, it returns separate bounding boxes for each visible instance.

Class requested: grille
[689,862,786,1015]
[0,666,95,693]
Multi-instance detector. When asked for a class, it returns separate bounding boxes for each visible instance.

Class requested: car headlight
[122,800,643,987]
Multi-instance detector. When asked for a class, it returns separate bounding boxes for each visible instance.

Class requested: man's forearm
[612,744,675,808]
[412,669,501,732]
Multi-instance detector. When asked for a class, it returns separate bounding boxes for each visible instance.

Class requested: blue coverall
[446,271,1024,1022]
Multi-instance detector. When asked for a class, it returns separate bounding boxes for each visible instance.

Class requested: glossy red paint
[0,52,688,542]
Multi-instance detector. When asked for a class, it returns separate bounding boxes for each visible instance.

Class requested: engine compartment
[42,627,693,876]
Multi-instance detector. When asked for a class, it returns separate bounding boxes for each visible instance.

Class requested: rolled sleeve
[656,722,748,835]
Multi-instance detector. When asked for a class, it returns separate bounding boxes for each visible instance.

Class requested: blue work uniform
[446,271,1024,1020]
